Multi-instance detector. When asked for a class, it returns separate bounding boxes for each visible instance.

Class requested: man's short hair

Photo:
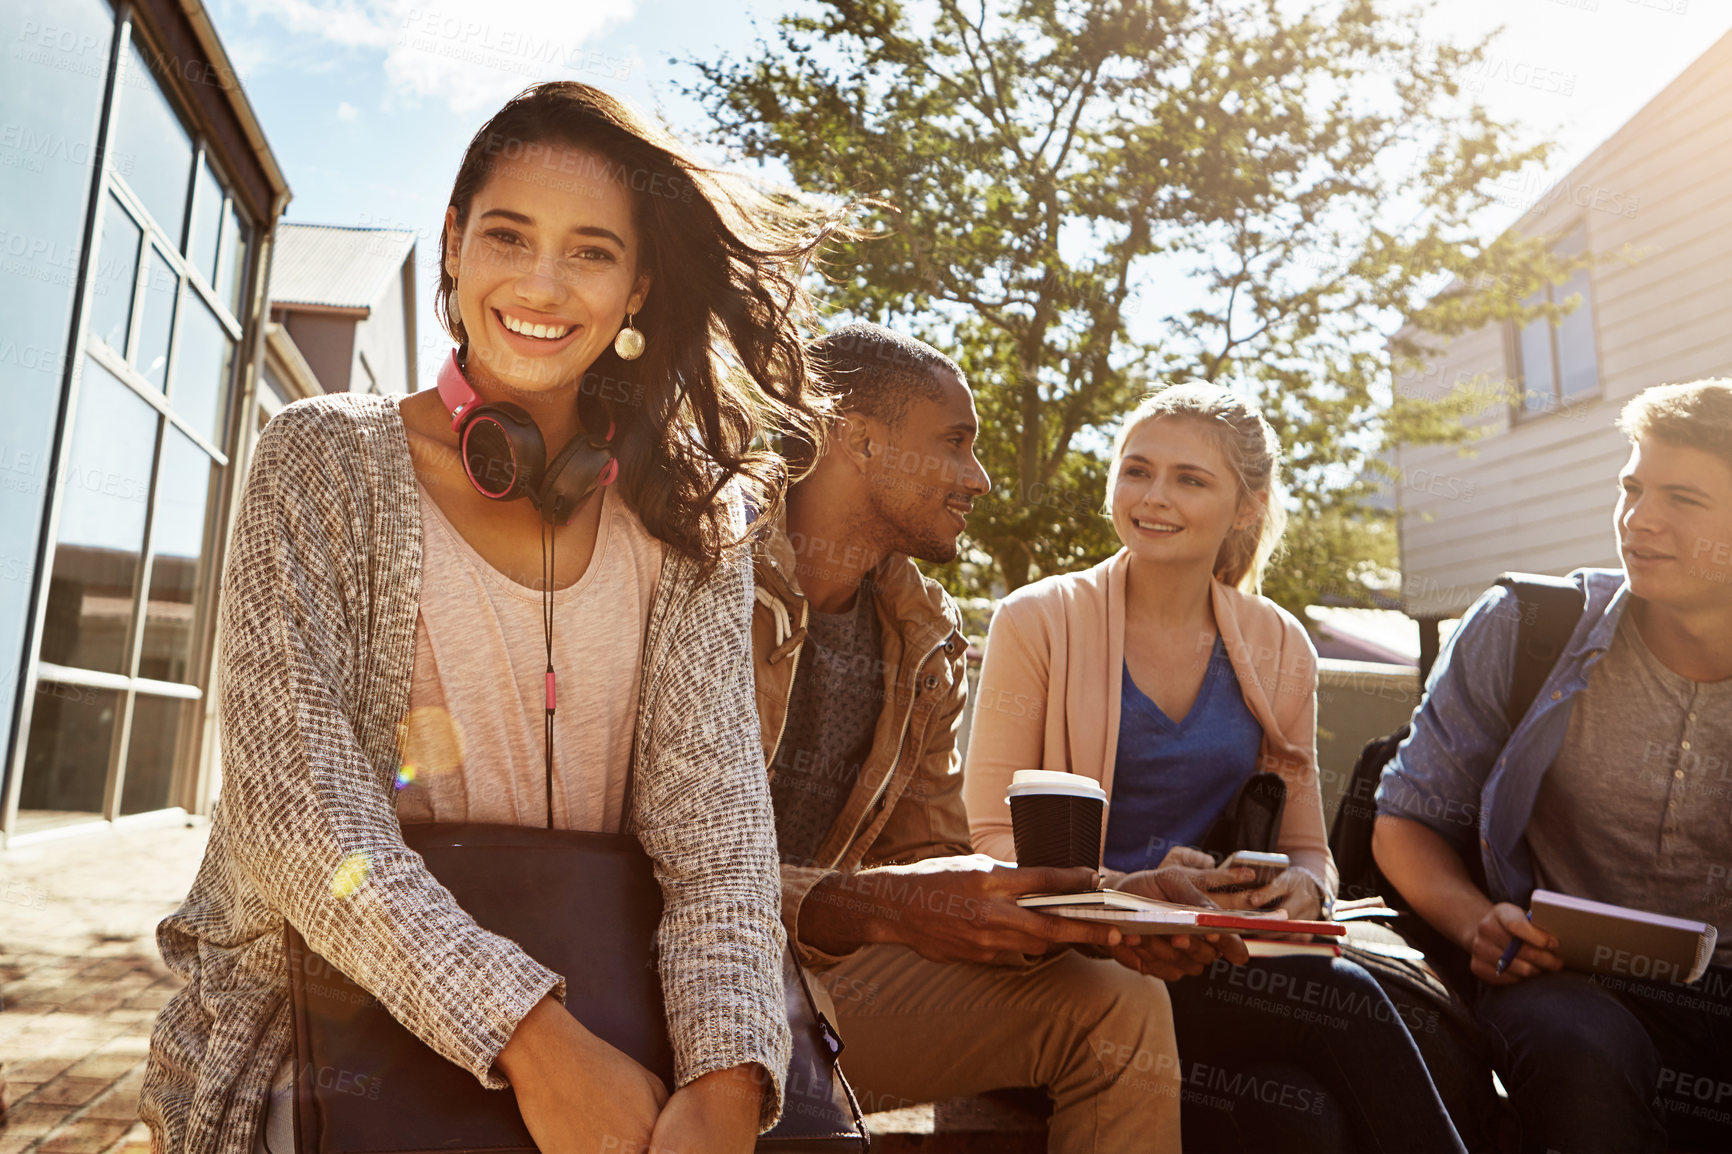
[1617,380,1732,472]
[808,323,964,427]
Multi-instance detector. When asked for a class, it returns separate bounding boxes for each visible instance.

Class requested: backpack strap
[1493,572,1588,731]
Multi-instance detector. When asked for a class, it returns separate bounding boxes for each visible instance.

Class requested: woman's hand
[1115,846,1252,907]
[646,1063,767,1154]
[1241,868,1325,920]
[498,995,669,1154]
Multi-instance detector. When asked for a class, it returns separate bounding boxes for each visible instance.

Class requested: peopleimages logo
[0,123,136,177]
[397,8,631,82]
[297,1062,384,1100]
[1487,168,1642,221]
[0,342,69,376]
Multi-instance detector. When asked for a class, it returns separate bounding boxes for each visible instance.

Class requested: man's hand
[645,1064,765,1154]
[1374,817,1564,987]
[1100,850,1253,981]
[1470,902,1563,986]
[499,995,669,1154]
[1109,930,1251,981]
[801,857,1123,964]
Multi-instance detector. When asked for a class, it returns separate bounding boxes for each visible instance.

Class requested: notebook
[1018,889,1346,938]
[1245,939,1343,959]
[1529,889,1717,985]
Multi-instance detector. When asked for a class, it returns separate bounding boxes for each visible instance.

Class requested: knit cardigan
[140,395,791,1152]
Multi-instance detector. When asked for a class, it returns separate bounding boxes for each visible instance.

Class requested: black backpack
[1325,572,1587,1152]
[1328,572,1587,911]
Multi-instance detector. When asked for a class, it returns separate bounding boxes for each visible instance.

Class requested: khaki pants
[809,945,1180,1154]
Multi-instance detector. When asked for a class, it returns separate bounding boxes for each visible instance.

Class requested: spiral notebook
[1530,889,1717,985]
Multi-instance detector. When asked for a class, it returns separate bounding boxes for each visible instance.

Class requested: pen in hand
[1495,909,1533,975]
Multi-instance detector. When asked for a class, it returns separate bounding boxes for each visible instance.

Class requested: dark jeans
[1169,954,1466,1153]
[1476,964,1732,1153]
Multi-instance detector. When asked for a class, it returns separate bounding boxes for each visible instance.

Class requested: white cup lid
[1007,769,1107,802]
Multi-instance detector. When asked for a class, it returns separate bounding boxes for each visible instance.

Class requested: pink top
[393,481,664,833]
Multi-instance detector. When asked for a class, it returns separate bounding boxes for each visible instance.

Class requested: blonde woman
[965,384,1464,1152]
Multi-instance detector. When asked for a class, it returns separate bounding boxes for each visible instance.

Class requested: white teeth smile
[1135,519,1180,533]
[499,312,572,341]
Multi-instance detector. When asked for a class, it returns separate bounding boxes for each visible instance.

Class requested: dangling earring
[614,312,645,361]
[448,276,463,333]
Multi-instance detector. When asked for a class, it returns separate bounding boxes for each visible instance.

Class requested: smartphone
[1213,850,1290,891]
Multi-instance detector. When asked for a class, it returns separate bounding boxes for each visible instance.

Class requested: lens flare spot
[330,851,371,900]
[394,763,418,790]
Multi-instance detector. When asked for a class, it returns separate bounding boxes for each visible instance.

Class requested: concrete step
[865,1088,1050,1152]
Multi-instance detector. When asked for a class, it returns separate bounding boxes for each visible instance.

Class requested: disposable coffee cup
[1007,770,1107,871]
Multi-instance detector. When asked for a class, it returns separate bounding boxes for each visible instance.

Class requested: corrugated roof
[269,223,417,312]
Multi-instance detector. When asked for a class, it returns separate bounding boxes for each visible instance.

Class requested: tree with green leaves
[687,0,1582,618]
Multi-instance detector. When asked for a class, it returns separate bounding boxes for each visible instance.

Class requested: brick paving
[1,820,210,1154]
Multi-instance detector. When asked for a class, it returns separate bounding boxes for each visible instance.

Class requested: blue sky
[202,0,1732,391]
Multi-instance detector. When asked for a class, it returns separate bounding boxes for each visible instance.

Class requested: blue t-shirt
[1102,636,1265,874]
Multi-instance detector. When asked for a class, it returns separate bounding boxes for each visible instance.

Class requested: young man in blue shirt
[1373,379,1732,1152]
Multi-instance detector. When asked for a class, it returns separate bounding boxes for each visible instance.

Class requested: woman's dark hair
[438,81,846,573]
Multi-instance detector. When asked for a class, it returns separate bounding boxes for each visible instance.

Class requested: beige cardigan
[963,550,1337,896]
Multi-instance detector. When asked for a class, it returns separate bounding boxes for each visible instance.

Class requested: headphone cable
[543,519,555,830]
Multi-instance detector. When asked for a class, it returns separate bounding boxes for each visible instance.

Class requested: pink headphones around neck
[436,348,619,526]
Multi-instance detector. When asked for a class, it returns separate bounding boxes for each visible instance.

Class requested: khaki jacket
[751,516,972,967]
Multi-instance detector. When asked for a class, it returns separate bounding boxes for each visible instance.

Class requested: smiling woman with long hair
[140,82,840,1154]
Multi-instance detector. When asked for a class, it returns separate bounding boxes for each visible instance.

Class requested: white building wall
[350,252,414,395]
[1395,31,1732,617]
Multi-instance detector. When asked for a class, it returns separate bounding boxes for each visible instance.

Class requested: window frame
[1508,221,1604,424]
[3,4,258,838]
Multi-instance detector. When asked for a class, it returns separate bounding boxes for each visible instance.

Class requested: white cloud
[222,34,271,85]
[337,101,360,120]
[236,0,637,116]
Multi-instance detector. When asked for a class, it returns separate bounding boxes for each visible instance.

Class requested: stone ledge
[865,1088,1049,1153]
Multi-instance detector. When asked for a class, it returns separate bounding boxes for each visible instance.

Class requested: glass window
[170,296,233,445]
[137,430,212,683]
[1513,228,1599,416]
[1516,292,1553,414]
[134,244,179,391]
[88,195,142,356]
[215,198,250,319]
[39,360,159,674]
[187,156,224,283]
[0,0,117,829]
[18,681,119,817]
[1556,268,1599,401]
[112,37,193,242]
[120,694,190,814]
